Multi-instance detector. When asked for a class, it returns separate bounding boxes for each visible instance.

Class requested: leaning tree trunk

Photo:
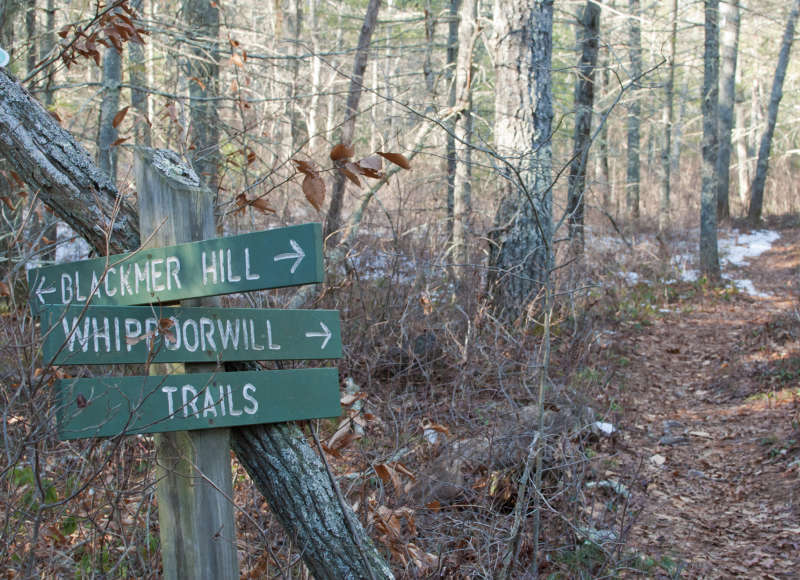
[748,0,800,224]
[625,0,641,220]
[0,68,394,579]
[488,0,554,320]
[716,0,740,220]
[700,0,720,280]
[324,0,381,243]
[566,0,600,252]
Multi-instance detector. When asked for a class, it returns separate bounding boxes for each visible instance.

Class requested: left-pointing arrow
[305,322,332,350]
[35,276,57,304]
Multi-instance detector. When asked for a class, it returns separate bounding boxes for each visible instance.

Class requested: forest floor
[600,219,800,578]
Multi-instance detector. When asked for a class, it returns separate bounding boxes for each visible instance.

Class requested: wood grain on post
[135,148,239,580]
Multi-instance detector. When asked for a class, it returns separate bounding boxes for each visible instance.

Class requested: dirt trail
[611,226,800,578]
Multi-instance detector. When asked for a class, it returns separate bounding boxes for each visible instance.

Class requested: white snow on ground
[718,230,781,267]
[668,229,780,297]
[603,228,781,298]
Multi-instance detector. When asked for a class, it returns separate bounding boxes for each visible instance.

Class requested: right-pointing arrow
[273,239,305,274]
[305,322,331,349]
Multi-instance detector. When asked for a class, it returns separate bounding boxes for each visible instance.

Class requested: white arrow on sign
[35,276,57,304]
[305,322,331,349]
[273,239,305,274]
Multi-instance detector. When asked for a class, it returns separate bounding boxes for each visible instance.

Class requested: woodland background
[0,0,799,577]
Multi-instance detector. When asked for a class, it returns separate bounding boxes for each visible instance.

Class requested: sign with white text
[41,305,342,364]
[28,223,324,314]
[55,368,340,439]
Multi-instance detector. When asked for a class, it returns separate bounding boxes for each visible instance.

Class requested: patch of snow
[726,277,772,299]
[592,421,616,436]
[56,222,91,264]
[622,271,639,284]
[719,229,780,267]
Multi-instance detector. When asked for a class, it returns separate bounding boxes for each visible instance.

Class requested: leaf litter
[599,223,800,577]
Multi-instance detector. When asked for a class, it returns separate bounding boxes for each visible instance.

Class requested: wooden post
[135,148,239,579]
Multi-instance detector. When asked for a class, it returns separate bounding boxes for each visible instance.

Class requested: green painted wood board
[40,305,342,364]
[28,223,324,314]
[56,368,340,439]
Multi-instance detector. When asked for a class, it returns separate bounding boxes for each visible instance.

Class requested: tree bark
[567,0,600,251]
[488,0,554,320]
[445,0,459,246]
[128,0,151,147]
[182,0,220,196]
[625,0,641,220]
[0,68,393,579]
[25,0,35,78]
[659,0,678,232]
[748,0,800,224]
[323,0,381,243]
[701,0,720,280]
[716,0,740,220]
[42,0,55,108]
[97,45,122,183]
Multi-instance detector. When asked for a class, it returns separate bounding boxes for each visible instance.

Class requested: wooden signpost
[31,149,342,579]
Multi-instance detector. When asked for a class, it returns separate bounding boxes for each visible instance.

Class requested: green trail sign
[56,368,340,439]
[28,223,324,315]
[41,305,342,365]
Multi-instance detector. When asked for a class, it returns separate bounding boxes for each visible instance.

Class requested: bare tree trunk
[0,68,394,579]
[748,0,800,224]
[701,0,720,280]
[659,0,678,232]
[445,0,458,245]
[716,0,739,220]
[307,0,322,151]
[40,0,54,107]
[451,0,475,284]
[97,45,122,183]
[735,69,750,209]
[567,0,600,251]
[625,0,641,220]
[129,0,150,147]
[324,0,381,243]
[596,49,611,214]
[488,0,553,320]
[25,0,35,77]
[182,0,220,196]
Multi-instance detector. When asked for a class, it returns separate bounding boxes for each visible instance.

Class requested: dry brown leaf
[112,106,129,128]
[377,151,411,170]
[230,53,244,67]
[327,428,359,452]
[110,136,129,147]
[302,173,325,211]
[292,158,316,176]
[340,163,362,188]
[235,193,275,215]
[330,143,354,161]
